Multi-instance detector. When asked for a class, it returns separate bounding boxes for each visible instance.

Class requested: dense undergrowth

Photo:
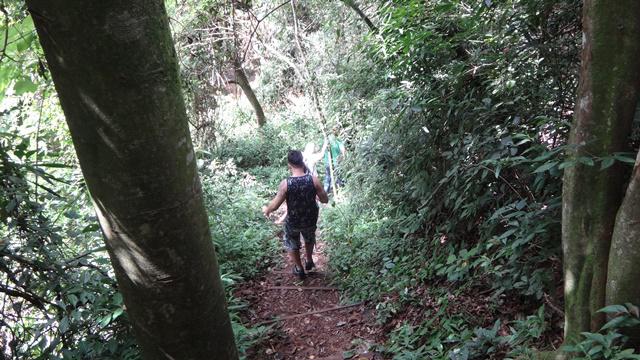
[316,1,640,359]
[3,0,640,359]
[321,0,581,358]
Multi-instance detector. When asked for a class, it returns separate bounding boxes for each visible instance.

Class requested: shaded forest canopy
[1,0,640,359]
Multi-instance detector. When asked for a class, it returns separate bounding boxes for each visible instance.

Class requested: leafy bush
[562,304,640,360]
[322,0,581,356]
[213,125,288,169]
[0,121,139,359]
[212,117,320,170]
[379,306,548,359]
[200,158,280,278]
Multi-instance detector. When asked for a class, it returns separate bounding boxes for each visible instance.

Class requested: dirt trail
[236,234,382,360]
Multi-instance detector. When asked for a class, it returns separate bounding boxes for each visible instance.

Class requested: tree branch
[339,0,377,32]
[0,284,50,310]
[241,0,290,62]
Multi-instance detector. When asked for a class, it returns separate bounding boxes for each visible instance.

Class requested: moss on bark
[562,0,640,344]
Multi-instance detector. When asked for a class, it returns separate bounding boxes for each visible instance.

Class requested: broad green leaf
[558,160,576,170]
[112,308,124,320]
[598,305,629,315]
[577,157,595,166]
[446,254,456,264]
[15,32,36,52]
[601,316,629,331]
[81,223,100,233]
[14,77,37,95]
[587,345,602,355]
[614,155,637,164]
[600,157,615,170]
[59,317,70,333]
[581,331,605,344]
[626,303,640,317]
[533,161,557,173]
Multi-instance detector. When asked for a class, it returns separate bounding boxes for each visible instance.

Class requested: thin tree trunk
[233,59,266,127]
[339,0,377,32]
[607,150,640,347]
[27,1,238,359]
[562,0,640,344]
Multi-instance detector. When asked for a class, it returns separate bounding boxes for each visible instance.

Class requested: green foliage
[1,99,139,358]
[0,2,41,99]
[385,321,449,359]
[213,124,290,169]
[379,306,548,359]
[2,0,626,358]
[200,158,280,278]
[322,0,582,356]
[330,0,579,289]
[561,304,640,360]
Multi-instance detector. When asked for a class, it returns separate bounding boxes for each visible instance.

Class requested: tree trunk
[27,1,239,359]
[562,0,640,344]
[607,150,640,347]
[339,0,377,32]
[233,59,266,127]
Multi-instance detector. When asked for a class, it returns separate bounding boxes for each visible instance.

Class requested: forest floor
[236,211,383,360]
[235,210,565,359]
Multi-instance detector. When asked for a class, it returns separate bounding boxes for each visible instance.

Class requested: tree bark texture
[27,1,239,359]
[562,0,640,343]
[233,59,266,127]
[607,150,640,347]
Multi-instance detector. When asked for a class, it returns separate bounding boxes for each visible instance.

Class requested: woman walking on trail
[302,138,328,176]
[263,150,329,279]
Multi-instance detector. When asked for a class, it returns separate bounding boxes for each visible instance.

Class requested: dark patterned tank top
[286,174,319,229]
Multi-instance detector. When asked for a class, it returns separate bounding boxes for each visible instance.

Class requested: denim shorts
[283,223,316,251]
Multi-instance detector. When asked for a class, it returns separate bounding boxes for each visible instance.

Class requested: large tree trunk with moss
[607,150,640,347]
[233,59,266,127]
[27,1,239,359]
[562,0,640,344]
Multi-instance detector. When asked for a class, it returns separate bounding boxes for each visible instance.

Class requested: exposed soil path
[236,222,382,360]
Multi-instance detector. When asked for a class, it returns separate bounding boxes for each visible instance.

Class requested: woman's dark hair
[287,150,305,168]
